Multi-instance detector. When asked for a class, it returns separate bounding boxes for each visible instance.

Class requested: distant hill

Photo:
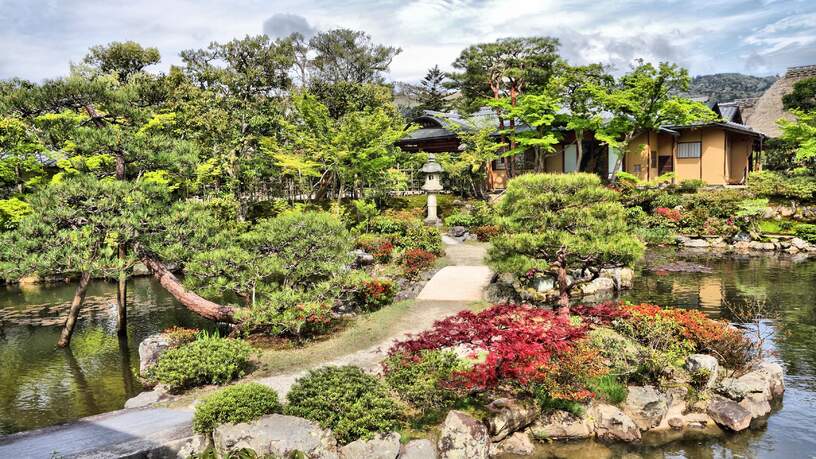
[687,73,777,103]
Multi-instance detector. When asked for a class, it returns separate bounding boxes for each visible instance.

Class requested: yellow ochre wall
[544,145,564,172]
[700,128,726,185]
[624,132,651,180]
[729,136,752,184]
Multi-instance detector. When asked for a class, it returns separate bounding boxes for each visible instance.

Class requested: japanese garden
[1,15,816,459]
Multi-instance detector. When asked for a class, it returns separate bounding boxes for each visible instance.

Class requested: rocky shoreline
[675,233,816,255]
[152,356,784,458]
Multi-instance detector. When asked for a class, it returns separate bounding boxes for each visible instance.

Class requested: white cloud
[0,0,813,82]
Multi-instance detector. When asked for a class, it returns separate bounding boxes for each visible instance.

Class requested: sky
[1,0,815,83]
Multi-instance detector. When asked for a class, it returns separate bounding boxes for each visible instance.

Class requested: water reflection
[0,277,215,435]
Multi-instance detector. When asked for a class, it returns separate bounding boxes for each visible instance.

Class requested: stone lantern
[421,153,444,225]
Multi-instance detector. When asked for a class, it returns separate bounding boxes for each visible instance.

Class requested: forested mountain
[687,73,777,103]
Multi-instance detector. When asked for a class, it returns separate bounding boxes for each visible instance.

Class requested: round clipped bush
[149,333,254,391]
[193,382,282,433]
[383,349,462,412]
[284,366,402,444]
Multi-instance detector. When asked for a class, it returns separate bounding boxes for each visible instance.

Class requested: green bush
[285,366,403,445]
[796,223,816,243]
[383,350,462,412]
[588,375,628,405]
[749,170,816,201]
[444,211,477,228]
[399,222,443,255]
[652,192,684,210]
[237,288,334,338]
[678,179,705,193]
[149,333,255,391]
[193,383,282,433]
[333,271,396,312]
[0,198,32,230]
[369,215,408,235]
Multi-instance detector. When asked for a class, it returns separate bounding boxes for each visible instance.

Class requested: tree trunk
[554,247,571,318]
[139,255,236,323]
[116,245,127,336]
[58,271,92,348]
[575,131,584,171]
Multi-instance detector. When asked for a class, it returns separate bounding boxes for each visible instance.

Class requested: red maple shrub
[387,304,591,398]
[571,301,630,325]
[358,278,396,311]
[655,206,683,222]
[401,248,436,278]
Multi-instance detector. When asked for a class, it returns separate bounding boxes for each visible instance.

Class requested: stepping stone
[417,266,493,302]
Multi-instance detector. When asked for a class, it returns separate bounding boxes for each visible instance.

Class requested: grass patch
[589,374,628,405]
[758,219,795,234]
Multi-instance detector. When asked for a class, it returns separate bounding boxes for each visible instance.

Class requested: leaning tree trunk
[139,255,236,323]
[554,247,571,319]
[58,271,92,348]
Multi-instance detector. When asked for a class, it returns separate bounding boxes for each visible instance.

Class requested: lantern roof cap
[420,154,444,173]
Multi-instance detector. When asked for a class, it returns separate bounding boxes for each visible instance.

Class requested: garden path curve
[0,240,492,458]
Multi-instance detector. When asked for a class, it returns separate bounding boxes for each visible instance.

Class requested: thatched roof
[744,65,816,137]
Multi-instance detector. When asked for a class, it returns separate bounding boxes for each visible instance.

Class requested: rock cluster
[149,359,785,458]
[676,234,816,255]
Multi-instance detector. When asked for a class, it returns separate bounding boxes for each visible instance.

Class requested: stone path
[0,240,491,458]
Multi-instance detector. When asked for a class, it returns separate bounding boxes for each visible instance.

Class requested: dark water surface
[2,251,816,459]
[0,277,214,435]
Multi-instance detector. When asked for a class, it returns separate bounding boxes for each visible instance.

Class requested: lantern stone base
[425,192,441,226]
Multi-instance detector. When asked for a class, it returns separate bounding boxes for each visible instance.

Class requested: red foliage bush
[472,225,500,242]
[357,235,395,263]
[401,248,436,278]
[655,207,683,222]
[358,278,396,311]
[388,304,589,395]
[570,301,630,325]
[622,303,754,368]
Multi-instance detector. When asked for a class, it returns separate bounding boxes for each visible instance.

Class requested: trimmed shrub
[796,223,816,243]
[400,222,443,255]
[193,383,282,433]
[356,233,395,262]
[444,212,477,228]
[678,179,705,193]
[369,215,408,235]
[237,288,334,338]
[383,350,462,412]
[401,248,437,279]
[285,366,402,444]
[149,333,254,391]
[161,326,199,347]
[472,224,500,241]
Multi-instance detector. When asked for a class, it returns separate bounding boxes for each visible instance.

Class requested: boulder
[399,439,437,459]
[622,386,668,431]
[450,226,467,238]
[682,412,717,430]
[685,354,719,388]
[733,231,752,243]
[682,238,710,248]
[588,403,641,442]
[438,410,490,459]
[733,241,752,251]
[124,385,169,409]
[755,361,785,398]
[717,362,785,402]
[600,267,634,289]
[790,237,810,251]
[213,414,338,458]
[138,333,171,375]
[485,398,540,441]
[534,276,555,293]
[529,410,594,440]
[490,431,535,456]
[352,249,375,267]
[706,397,752,431]
[580,277,616,296]
[341,432,400,459]
[748,241,776,251]
[151,433,211,459]
[739,393,772,419]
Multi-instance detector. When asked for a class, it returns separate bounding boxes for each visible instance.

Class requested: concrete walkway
[0,241,491,458]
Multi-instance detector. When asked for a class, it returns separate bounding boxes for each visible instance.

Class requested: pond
[0,277,215,435]
[1,251,815,459]
[535,249,816,458]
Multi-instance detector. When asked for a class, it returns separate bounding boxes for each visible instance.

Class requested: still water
[1,251,815,458]
[535,249,816,459]
[0,277,215,435]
